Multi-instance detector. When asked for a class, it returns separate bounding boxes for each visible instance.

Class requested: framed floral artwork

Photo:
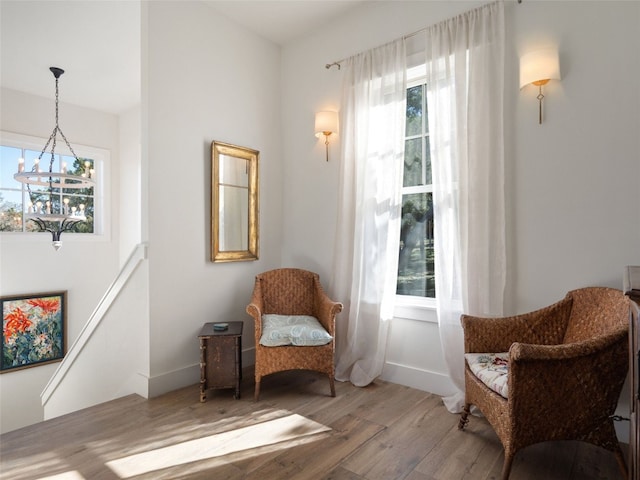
[1,291,67,373]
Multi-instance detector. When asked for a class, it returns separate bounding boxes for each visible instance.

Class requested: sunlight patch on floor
[3,450,77,480]
[37,472,86,480]
[105,413,331,478]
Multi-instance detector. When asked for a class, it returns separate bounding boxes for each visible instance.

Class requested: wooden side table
[198,321,243,401]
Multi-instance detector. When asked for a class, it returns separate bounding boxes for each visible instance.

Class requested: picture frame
[1,291,67,373]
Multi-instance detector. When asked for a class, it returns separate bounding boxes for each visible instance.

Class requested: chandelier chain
[30,72,85,212]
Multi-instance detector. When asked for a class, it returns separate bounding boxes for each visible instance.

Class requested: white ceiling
[204,1,367,46]
[0,0,365,116]
[0,0,141,115]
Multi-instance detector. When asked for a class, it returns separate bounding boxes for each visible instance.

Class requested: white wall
[42,245,149,419]
[144,1,284,395]
[119,105,142,266]
[279,0,640,430]
[0,88,121,432]
[508,1,640,311]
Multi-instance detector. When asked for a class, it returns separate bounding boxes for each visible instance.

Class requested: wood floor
[0,369,628,480]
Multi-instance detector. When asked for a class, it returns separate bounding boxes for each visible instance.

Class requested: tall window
[396,81,435,298]
[0,132,106,235]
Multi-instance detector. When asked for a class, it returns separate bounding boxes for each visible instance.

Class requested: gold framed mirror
[211,141,259,262]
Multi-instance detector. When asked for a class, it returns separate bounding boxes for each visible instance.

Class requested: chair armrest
[461,296,573,353]
[509,326,628,362]
[246,278,265,342]
[246,302,262,341]
[317,297,342,337]
[313,278,342,336]
[507,327,629,430]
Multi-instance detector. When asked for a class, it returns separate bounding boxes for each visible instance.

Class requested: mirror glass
[211,141,259,262]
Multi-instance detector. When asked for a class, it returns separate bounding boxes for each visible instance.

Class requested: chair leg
[458,403,471,430]
[613,447,628,479]
[501,450,514,480]
[328,374,336,397]
[254,377,261,401]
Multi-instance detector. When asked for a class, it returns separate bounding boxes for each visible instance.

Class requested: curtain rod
[324,26,424,70]
[325,0,520,70]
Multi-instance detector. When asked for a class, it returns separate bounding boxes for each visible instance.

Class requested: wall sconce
[519,48,561,124]
[315,111,338,161]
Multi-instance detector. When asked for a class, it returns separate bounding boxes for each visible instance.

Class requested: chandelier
[13,67,95,250]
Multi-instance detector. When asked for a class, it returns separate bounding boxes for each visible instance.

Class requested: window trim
[395,294,437,322]
[395,70,437,319]
[0,130,111,243]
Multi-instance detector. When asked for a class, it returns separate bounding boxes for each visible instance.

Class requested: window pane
[0,189,23,232]
[63,156,95,233]
[0,146,22,188]
[24,149,43,172]
[403,138,422,187]
[424,96,429,135]
[406,85,422,137]
[1,145,23,232]
[424,136,432,185]
[397,192,435,298]
[404,137,432,187]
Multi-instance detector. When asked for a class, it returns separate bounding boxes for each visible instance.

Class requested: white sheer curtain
[331,39,407,386]
[426,1,506,412]
[330,2,505,397]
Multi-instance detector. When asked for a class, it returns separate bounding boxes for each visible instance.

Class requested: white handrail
[41,243,148,405]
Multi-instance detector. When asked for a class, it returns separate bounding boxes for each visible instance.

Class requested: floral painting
[1,291,66,372]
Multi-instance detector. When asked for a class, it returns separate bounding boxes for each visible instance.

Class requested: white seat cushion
[260,314,333,347]
[464,352,509,399]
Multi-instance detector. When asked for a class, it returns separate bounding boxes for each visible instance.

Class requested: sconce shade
[315,111,338,137]
[519,48,561,88]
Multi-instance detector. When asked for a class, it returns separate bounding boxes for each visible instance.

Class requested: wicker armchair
[246,268,343,400]
[458,287,629,480]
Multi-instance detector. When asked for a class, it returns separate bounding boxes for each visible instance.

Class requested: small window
[0,131,108,237]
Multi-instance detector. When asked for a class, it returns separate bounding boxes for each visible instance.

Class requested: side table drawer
[204,336,239,388]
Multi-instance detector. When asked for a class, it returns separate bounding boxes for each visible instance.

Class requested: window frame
[0,130,110,244]
[395,67,437,320]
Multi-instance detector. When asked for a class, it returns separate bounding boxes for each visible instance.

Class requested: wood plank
[568,440,626,480]
[342,394,450,478]
[506,441,576,480]
[319,466,367,480]
[413,413,503,480]
[242,414,385,479]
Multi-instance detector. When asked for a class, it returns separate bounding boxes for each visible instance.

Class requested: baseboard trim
[148,365,199,398]
[381,361,456,397]
[148,347,256,398]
